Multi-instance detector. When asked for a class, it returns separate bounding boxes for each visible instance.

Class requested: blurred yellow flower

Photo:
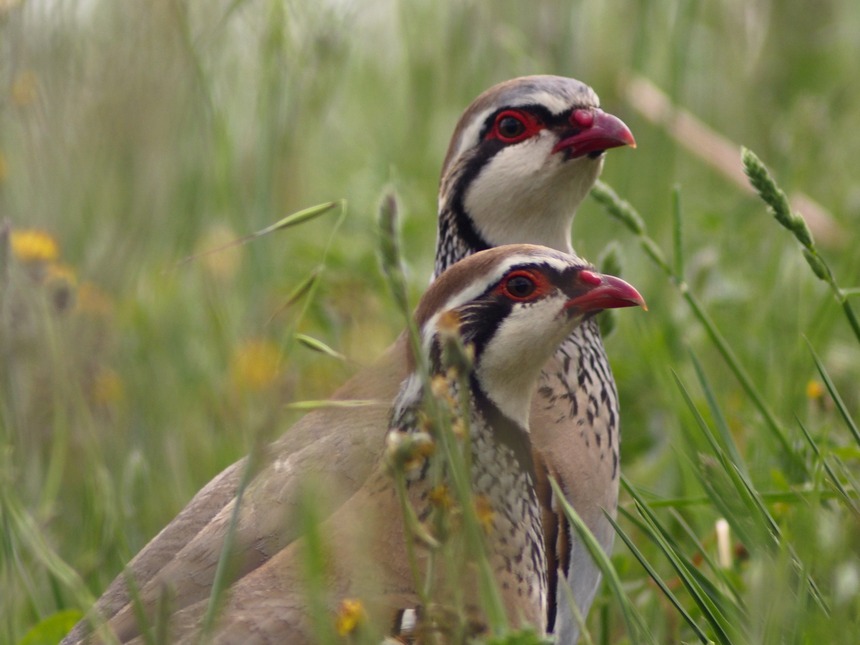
[335,598,365,636]
[45,262,78,287]
[429,484,453,509]
[474,494,495,532]
[12,70,38,106]
[806,380,824,401]
[10,229,59,263]
[231,339,281,391]
[93,367,125,406]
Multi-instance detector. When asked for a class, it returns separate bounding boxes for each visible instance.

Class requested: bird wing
[127,472,418,645]
[66,335,409,644]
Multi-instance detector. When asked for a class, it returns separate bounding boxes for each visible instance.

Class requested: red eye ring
[487,109,542,144]
[497,269,549,302]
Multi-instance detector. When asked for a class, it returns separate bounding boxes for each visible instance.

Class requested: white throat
[475,301,577,429]
[463,136,604,253]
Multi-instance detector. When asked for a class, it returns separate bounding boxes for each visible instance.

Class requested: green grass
[2,1,860,643]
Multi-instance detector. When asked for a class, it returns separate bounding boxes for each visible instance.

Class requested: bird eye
[502,272,538,300]
[489,110,536,143]
[498,115,525,139]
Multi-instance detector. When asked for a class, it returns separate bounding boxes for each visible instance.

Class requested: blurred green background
[1,1,859,643]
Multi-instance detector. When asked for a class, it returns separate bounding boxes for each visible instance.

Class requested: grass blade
[606,512,711,643]
[622,478,737,645]
[283,399,388,412]
[175,201,342,268]
[672,184,684,281]
[806,338,860,447]
[549,477,655,645]
[688,351,747,477]
[795,416,859,514]
[294,333,347,362]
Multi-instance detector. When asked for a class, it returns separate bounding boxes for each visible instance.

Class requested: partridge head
[436,75,635,274]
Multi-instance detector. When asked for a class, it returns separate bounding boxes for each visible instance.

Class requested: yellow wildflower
[335,598,365,636]
[230,339,280,392]
[10,229,59,263]
[45,262,77,287]
[806,380,824,401]
[450,417,467,439]
[429,484,453,509]
[436,309,461,335]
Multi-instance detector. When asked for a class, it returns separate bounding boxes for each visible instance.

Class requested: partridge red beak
[565,271,646,313]
[553,109,636,158]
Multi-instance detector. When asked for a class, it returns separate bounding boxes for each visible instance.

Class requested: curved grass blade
[294,333,347,362]
[175,201,341,268]
[605,512,711,643]
[621,478,736,645]
[549,477,656,645]
[672,372,830,616]
[284,399,388,412]
[806,338,860,447]
[795,417,859,514]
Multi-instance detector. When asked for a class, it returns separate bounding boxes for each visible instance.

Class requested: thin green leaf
[617,504,742,629]
[175,201,341,268]
[16,610,82,645]
[688,351,747,476]
[294,333,346,361]
[668,509,742,604]
[606,512,711,643]
[795,416,859,514]
[681,291,805,475]
[253,200,341,237]
[672,184,684,281]
[673,370,777,546]
[806,338,860,447]
[642,489,842,509]
[674,372,830,615]
[622,478,737,645]
[124,569,157,645]
[592,182,804,474]
[283,399,388,411]
[549,477,655,645]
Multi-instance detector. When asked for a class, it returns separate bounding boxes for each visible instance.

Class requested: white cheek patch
[465,134,557,211]
[476,298,572,428]
[463,134,591,249]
